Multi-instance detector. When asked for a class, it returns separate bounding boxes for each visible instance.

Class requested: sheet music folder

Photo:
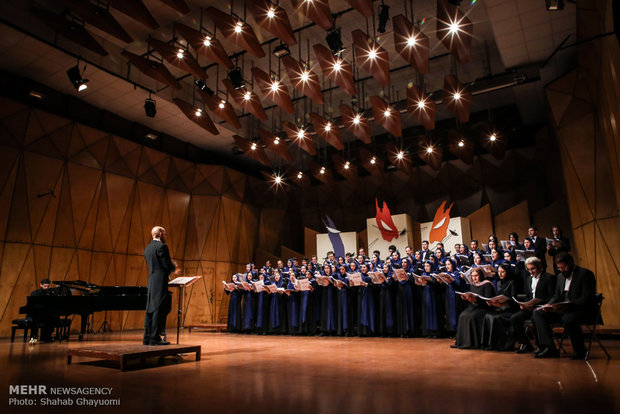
[169,276,202,287]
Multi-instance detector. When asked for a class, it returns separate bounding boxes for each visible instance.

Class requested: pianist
[27,279,57,343]
[143,226,176,346]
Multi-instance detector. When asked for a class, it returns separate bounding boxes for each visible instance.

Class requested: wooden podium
[168,276,201,344]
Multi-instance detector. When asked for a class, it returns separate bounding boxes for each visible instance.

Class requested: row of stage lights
[259,130,500,187]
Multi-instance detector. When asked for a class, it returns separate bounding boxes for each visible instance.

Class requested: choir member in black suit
[481,264,518,351]
[511,257,557,353]
[527,226,548,270]
[143,226,176,346]
[547,225,571,274]
[420,241,433,261]
[453,268,496,349]
[532,253,597,359]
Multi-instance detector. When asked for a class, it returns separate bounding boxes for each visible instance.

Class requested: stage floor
[2,331,619,414]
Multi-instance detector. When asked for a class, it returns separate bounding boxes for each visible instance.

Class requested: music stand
[168,276,202,344]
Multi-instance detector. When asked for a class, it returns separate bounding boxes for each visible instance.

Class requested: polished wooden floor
[3,331,619,414]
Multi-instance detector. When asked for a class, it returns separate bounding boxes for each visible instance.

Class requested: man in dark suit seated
[532,253,597,359]
[27,279,58,343]
[143,226,177,346]
[511,257,556,353]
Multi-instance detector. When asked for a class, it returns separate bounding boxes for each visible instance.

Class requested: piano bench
[11,319,36,343]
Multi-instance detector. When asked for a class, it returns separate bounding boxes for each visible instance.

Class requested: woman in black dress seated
[453,268,496,349]
[481,264,518,351]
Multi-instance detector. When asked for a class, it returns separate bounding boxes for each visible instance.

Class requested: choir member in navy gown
[254,267,271,334]
[453,268,497,349]
[394,257,415,337]
[335,265,353,336]
[358,263,375,336]
[241,264,257,333]
[434,248,449,266]
[376,264,396,336]
[481,264,519,351]
[443,259,465,337]
[298,269,317,335]
[319,264,337,335]
[268,270,288,334]
[286,268,300,334]
[420,261,442,337]
[224,274,242,333]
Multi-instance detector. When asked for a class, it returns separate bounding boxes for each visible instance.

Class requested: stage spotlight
[396,151,404,160]
[324,122,331,132]
[194,79,214,95]
[273,44,290,57]
[297,171,303,179]
[250,142,257,150]
[144,98,156,118]
[426,146,433,153]
[406,36,417,47]
[300,71,310,82]
[333,60,342,72]
[489,133,497,142]
[368,48,377,60]
[297,128,305,139]
[176,48,185,59]
[274,175,282,184]
[344,161,350,170]
[370,157,376,165]
[353,114,361,125]
[320,166,326,174]
[274,137,280,145]
[545,0,565,11]
[234,21,243,33]
[447,0,462,5]
[66,65,89,92]
[243,91,252,101]
[458,140,465,147]
[267,8,276,19]
[270,81,280,92]
[378,4,390,33]
[195,108,202,117]
[453,92,461,100]
[326,28,345,56]
[203,36,211,47]
[218,100,225,109]
[383,108,391,117]
[417,100,426,109]
[228,67,245,89]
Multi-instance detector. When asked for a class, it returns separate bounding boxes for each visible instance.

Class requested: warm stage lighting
[234,21,243,33]
[384,108,391,117]
[326,28,345,56]
[489,133,497,142]
[243,91,251,101]
[66,64,89,92]
[353,114,361,125]
[344,161,350,170]
[203,36,211,47]
[406,36,417,47]
[274,137,280,145]
[397,151,404,160]
[378,4,390,33]
[368,49,377,60]
[297,171,303,179]
[267,8,275,19]
[325,122,331,132]
[250,142,257,150]
[144,98,156,118]
[426,146,433,154]
[453,92,461,101]
[274,175,282,184]
[195,108,202,117]
[370,157,376,165]
[297,129,305,139]
[320,166,326,174]
[333,61,342,72]
[218,101,225,109]
[176,49,184,59]
[448,22,460,35]
[458,140,465,147]
[270,81,280,92]
[228,67,245,89]
[300,71,310,82]
[417,100,426,109]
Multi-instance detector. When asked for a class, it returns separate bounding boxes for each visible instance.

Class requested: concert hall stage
[2,331,619,414]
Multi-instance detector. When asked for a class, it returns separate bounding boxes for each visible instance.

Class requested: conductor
[143,226,176,345]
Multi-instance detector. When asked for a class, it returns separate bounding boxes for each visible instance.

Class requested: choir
[223,227,578,354]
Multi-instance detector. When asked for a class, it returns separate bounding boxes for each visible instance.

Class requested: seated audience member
[511,257,556,353]
[531,253,596,359]
[452,268,496,349]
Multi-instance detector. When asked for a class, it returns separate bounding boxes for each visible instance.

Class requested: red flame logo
[375,199,399,242]
[429,201,453,243]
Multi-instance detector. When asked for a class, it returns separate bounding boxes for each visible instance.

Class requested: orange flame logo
[375,199,399,242]
[429,201,453,243]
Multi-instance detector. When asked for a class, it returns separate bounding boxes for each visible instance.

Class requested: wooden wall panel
[493,201,530,243]
[304,227,319,258]
[0,99,286,336]
[467,204,494,244]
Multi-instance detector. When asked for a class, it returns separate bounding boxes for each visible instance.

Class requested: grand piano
[19,281,148,340]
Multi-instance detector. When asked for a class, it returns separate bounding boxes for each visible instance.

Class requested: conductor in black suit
[511,257,556,353]
[143,226,176,346]
[532,253,597,359]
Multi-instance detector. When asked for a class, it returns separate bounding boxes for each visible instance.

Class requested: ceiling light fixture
[324,122,331,132]
[320,166,326,174]
[300,71,310,82]
[417,100,426,109]
[344,161,350,170]
[489,133,497,142]
[66,63,89,92]
[384,108,391,117]
[333,60,342,72]
[448,22,460,35]
[370,157,376,165]
[326,28,345,56]
[353,114,361,125]
[270,81,280,92]
[453,92,461,100]
[426,146,433,153]
[545,0,565,11]
[378,4,390,33]
[458,140,465,147]
[267,8,276,18]
[195,108,202,117]
[243,91,252,101]
[297,171,303,179]
[250,142,257,150]
[203,36,211,47]
[234,21,243,33]
[406,36,417,47]
[273,44,290,57]
[144,97,156,118]
[228,67,245,89]
[274,175,282,184]
[396,151,404,160]
[297,129,305,139]
[176,48,185,59]
[194,79,214,95]
[368,49,377,60]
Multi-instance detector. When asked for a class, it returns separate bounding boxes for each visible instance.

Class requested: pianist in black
[143,226,176,346]
[27,278,57,342]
